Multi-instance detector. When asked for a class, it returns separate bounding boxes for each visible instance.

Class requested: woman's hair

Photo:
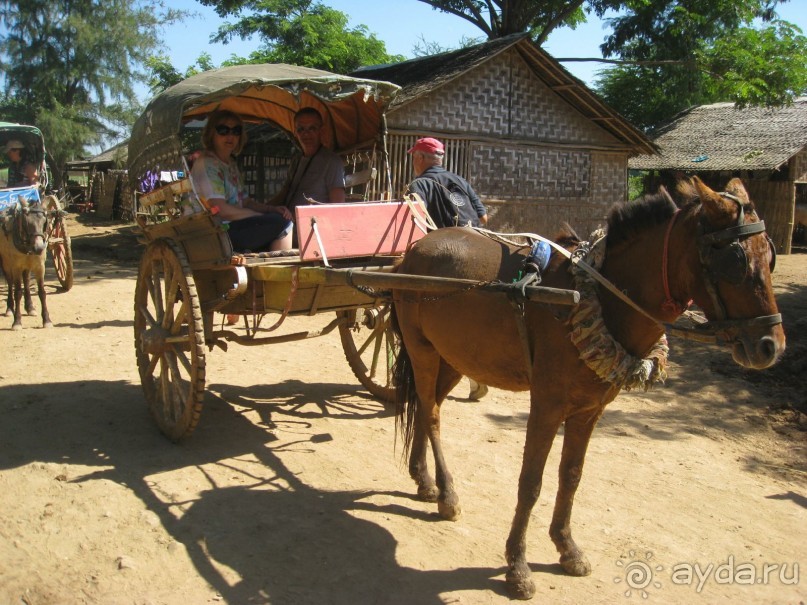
[201,109,247,155]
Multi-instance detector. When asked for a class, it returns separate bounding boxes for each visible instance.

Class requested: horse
[0,197,52,329]
[390,176,784,600]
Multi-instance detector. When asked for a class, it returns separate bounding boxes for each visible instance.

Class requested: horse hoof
[42,321,54,329]
[417,485,439,502]
[438,499,461,521]
[560,553,591,576]
[12,324,22,331]
[505,574,536,600]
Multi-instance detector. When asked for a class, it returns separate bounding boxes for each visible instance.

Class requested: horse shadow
[0,379,510,603]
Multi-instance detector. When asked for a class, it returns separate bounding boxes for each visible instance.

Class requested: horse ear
[724,177,751,204]
[673,178,699,205]
[692,176,736,223]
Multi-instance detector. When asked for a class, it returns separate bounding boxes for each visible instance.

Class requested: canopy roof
[0,122,46,163]
[128,64,400,183]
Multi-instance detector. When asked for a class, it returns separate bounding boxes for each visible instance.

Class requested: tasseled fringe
[567,232,668,392]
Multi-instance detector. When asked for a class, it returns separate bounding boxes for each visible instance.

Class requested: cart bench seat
[137,177,429,270]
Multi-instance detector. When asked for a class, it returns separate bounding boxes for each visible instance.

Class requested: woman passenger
[191,110,293,252]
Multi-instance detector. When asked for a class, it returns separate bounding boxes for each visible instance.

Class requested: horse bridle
[10,203,48,255]
[665,192,781,344]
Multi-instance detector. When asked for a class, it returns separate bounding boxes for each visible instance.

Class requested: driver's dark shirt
[6,161,25,187]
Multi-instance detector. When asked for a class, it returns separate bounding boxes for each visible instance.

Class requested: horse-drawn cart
[0,121,74,291]
[128,65,578,441]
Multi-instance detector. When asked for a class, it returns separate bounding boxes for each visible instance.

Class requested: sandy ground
[0,213,805,605]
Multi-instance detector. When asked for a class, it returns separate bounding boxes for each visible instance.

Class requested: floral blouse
[190,150,246,207]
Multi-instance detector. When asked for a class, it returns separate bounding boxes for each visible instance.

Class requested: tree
[594,1,807,129]
[414,0,618,44]
[146,53,217,96]
[0,0,185,179]
[196,0,405,74]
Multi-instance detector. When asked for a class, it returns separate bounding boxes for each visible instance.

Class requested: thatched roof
[90,140,128,165]
[630,97,807,171]
[353,34,655,156]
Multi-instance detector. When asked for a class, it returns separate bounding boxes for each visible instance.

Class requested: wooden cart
[128,65,578,440]
[0,122,74,291]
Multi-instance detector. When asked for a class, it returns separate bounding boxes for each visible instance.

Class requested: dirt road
[0,215,804,605]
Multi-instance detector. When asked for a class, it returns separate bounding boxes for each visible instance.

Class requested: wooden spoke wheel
[338,303,399,404]
[48,213,74,291]
[134,240,205,440]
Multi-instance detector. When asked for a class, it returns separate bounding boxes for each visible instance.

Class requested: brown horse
[0,197,52,329]
[391,176,784,599]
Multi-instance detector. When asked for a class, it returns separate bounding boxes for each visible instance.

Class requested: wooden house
[629,97,807,253]
[354,33,655,237]
[65,141,130,219]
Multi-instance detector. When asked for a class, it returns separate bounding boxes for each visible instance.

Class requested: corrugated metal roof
[630,97,807,171]
[354,34,656,156]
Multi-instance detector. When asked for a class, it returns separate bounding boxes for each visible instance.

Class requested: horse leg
[35,267,52,328]
[505,405,565,600]
[408,359,462,503]
[23,270,35,315]
[549,409,602,576]
[11,277,24,330]
[3,282,10,317]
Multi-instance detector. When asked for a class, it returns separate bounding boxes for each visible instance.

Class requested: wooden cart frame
[128,65,578,441]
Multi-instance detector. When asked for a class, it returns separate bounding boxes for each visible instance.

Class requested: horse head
[13,197,48,255]
[677,176,784,369]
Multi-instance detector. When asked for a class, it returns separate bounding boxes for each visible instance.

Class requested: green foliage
[196,0,405,73]
[627,171,646,200]
[412,34,484,57]
[414,0,620,44]
[146,53,216,97]
[594,0,807,130]
[0,0,185,175]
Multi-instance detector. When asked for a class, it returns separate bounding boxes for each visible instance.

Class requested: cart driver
[5,140,39,188]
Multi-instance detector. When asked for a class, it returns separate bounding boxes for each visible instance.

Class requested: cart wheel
[134,240,205,440]
[338,303,399,404]
[48,213,74,291]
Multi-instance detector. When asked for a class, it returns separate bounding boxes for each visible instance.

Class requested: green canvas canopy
[128,64,400,188]
[0,122,46,163]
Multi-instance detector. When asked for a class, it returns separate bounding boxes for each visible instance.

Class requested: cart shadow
[0,380,509,603]
[208,378,395,422]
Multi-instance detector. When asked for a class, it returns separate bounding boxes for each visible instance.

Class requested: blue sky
[154,0,807,104]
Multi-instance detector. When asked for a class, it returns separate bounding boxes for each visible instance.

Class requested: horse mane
[553,222,582,249]
[605,187,679,248]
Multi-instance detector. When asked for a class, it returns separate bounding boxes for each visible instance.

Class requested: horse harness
[663,192,781,344]
[3,201,48,255]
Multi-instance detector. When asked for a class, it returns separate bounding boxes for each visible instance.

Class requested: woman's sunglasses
[215,124,243,136]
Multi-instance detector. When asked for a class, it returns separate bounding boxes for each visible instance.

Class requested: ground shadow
[0,379,513,603]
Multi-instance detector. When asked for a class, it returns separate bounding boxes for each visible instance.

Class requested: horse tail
[390,304,417,461]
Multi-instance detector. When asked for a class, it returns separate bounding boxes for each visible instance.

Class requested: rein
[661,210,691,315]
[476,189,782,349]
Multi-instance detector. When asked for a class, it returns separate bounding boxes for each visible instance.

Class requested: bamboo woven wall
[385,47,630,238]
[746,180,794,254]
[791,149,807,182]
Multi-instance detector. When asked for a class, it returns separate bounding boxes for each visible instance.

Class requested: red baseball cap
[407,137,445,155]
